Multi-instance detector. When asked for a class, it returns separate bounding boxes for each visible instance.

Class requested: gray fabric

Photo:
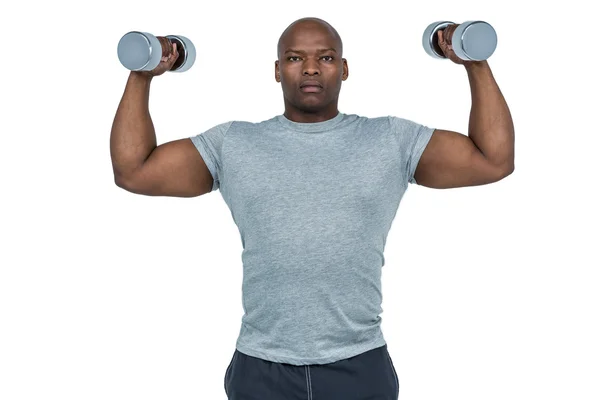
[190,112,435,365]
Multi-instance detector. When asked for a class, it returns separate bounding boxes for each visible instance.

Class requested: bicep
[120,138,213,197]
[413,129,507,189]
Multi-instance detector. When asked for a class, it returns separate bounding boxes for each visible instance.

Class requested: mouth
[300,86,323,93]
[300,80,323,93]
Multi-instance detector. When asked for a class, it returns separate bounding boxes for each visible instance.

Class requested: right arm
[110,72,213,197]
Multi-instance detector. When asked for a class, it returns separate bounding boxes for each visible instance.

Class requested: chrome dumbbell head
[117,31,196,72]
[422,20,497,61]
[422,21,455,59]
[453,21,497,61]
[164,35,196,72]
[117,31,162,71]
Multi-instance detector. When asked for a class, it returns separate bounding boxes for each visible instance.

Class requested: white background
[1,0,599,399]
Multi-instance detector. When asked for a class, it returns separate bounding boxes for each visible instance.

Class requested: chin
[298,104,325,113]
[298,98,327,109]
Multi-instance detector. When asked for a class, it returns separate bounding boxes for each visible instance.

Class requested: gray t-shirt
[189,111,435,365]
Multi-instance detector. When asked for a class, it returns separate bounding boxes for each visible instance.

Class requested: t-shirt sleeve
[189,121,233,192]
[389,116,436,186]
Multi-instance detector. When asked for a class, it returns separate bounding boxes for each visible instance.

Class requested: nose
[302,59,320,76]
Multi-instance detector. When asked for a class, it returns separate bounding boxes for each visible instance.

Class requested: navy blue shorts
[224,344,399,400]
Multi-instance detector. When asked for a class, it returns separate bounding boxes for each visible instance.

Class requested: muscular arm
[414,61,515,188]
[110,72,213,197]
[110,72,157,184]
[465,60,515,172]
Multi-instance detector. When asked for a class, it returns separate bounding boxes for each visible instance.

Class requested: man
[111,17,514,400]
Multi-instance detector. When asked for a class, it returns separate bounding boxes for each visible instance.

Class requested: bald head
[275,17,348,120]
[277,17,343,60]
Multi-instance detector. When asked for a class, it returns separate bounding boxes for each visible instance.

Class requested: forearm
[465,61,515,172]
[110,72,158,184]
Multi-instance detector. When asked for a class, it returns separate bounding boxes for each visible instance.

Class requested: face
[275,22,348,114]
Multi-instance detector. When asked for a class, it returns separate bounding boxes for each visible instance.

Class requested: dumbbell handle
[156,36,175,57]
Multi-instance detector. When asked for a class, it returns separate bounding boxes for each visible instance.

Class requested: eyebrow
[284,48,337,54]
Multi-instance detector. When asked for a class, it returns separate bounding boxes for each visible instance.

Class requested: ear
[275,61,280,83]
[342,58,349,81]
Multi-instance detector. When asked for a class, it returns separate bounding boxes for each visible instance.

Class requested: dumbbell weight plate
[452,21,497,61]
[164,35,196,72]
[117,31,163,71]
[422,21,455,59]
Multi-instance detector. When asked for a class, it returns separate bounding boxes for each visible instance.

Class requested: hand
[437,25,475,67]
[136,38,179,78]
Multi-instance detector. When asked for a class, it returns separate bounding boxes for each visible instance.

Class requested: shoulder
[227,116,279,133]
[340,114,421,135]
[343,113,412,128]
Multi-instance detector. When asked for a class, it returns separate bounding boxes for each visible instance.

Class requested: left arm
[414,29,515,188]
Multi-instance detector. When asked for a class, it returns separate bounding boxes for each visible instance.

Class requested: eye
[287,56,334,62]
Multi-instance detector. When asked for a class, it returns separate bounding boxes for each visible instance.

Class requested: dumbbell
[422,20,497,61]
[117,31,196,72]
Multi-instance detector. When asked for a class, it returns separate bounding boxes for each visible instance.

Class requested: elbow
[114,173,134,191]
[487,161,514,184]
[114,172,127,188]
[504,159,515,176]
[114,178,139,194]
[498,162,514,180]
[506,164,515,176]
[114,175,124,188]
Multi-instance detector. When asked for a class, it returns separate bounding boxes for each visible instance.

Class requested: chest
[229,134,401,202]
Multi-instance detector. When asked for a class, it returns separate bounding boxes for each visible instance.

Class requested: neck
[283,103,339,123]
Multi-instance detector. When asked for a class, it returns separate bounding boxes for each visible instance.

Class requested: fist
[138,38,180,78]
[437,25,473,66]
